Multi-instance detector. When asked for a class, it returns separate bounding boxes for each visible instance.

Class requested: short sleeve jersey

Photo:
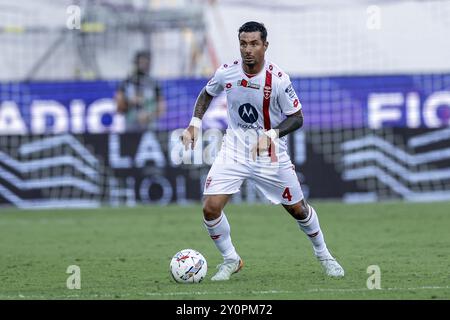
[205,59,302,160]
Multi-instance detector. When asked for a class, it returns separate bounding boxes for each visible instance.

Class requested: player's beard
[244,61,255,68]
[243,57,257,68]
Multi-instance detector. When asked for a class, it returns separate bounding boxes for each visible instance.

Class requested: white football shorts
[203,148,304,205]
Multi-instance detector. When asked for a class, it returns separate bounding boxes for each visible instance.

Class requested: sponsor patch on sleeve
[285,83,297,99]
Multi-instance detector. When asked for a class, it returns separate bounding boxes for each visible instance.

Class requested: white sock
[204,211,239,262]
[296,204,332,259]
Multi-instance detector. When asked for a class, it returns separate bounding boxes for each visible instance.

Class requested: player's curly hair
[238,21,267,42]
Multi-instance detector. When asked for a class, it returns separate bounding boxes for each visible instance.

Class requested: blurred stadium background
[1,0,450,301]
[0,0,449,208]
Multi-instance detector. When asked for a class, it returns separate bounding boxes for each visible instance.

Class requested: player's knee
[285,200,308,220]
[298,200,309,220]
[202,199,222,221]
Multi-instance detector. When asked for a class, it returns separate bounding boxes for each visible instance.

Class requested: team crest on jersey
[237,79,260,90]
[264,86,272,100]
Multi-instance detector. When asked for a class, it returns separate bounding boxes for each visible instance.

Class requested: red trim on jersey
[263,70,272,130]
[263,70,278,162]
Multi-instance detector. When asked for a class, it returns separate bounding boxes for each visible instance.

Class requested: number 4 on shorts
[282,187,292,202]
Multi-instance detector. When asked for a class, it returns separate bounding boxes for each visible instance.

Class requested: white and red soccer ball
[170,249,207,283]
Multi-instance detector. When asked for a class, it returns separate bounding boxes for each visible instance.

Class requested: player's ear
[264,41,269,51]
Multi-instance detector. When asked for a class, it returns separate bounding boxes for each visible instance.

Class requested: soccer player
[181,21,344,281]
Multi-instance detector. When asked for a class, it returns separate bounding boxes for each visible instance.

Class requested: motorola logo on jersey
[238,103,258,123]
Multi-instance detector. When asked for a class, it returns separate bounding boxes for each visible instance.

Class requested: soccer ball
[169,249,207,283]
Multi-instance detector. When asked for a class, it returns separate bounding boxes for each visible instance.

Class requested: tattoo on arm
[274,109,304,138]
[193,87,214,119]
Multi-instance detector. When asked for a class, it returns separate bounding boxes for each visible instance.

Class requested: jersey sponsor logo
[238,103,258,123]
[237,79,260,90]
[264,85,272,100]
[285,83,296,99]
[237,123,263,130]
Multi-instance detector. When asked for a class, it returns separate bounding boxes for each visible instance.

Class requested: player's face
[239,32,268,68]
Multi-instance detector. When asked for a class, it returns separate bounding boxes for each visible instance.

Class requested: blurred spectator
[115,50,166,131]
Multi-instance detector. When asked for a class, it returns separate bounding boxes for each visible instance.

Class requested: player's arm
[252,74,303,159]
[266,77,303,140]
[193,87,215,119]
[181,87,214,150]
[273,109,303,138]
[251,110,303,160]
[181,65,224,150]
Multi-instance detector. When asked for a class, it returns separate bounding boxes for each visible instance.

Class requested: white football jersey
[205,59,302,162]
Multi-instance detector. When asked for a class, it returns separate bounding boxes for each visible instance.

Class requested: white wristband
[189,117,202,129]
[263,129,278,140]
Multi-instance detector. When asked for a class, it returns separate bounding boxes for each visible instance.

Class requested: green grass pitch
[0,202,449,300]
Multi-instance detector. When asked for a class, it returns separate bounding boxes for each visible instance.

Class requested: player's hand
[181,126,199,151]
[251,135,271,160]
